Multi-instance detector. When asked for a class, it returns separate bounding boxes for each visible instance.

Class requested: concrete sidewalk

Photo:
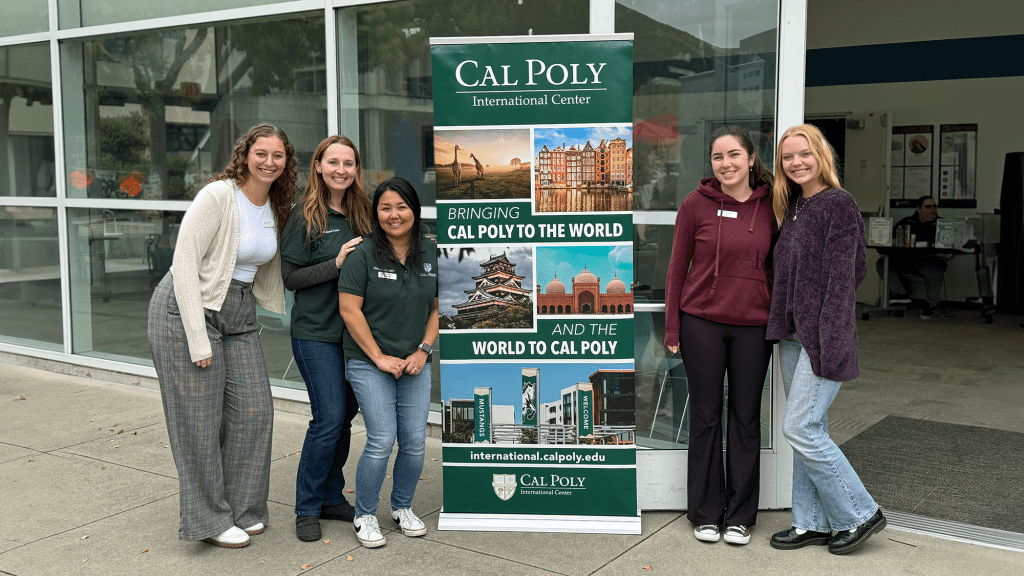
[1,363,1021,576]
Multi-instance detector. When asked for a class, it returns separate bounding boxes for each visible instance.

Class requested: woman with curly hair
[147,123,295,548]
[279,136,372,542]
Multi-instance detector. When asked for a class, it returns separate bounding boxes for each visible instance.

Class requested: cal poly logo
[424,263,432,273]
[492,474,516,501]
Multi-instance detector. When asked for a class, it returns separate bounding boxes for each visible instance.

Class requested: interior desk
[864,245,962,319]
[863,244,994,323]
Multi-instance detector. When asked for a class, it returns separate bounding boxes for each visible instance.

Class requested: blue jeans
[779,336,878,532]
[292,339,360,517]
[345,358,431,517]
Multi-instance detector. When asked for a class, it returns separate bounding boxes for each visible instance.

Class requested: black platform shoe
[828,510,887,555]
[769,527,832,550]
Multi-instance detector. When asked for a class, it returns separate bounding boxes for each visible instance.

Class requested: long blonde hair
[301,135,372,240]
[772,124,843,224]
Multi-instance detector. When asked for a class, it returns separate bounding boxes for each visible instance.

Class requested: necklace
[791,186,830,220]
[791,197,807,221]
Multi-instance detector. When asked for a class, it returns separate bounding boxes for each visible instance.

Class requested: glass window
[61,13,328,201]
[66,208,178,363]
[634,310,771,449]
[1,0,49,37]
[0,207,62,349]
[337,0,590,205]
[58,0,295,29]
[1,43,55,197]
[617,0,778,302]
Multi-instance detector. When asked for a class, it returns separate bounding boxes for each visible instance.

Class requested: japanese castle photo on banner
[431,33,638,534]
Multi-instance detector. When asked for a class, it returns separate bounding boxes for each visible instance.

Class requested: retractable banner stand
[432,33,639,534]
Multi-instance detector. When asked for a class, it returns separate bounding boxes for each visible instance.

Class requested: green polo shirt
[337,236,438,365]
[280,206,356,342]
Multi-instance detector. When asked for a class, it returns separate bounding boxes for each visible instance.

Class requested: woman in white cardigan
[147,124,294,548]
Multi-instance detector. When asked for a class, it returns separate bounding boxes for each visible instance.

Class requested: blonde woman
[765,124,885,555]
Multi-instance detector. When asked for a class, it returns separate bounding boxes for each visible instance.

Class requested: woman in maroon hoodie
[664,125,776,545]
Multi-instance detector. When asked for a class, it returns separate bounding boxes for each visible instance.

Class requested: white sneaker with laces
[724,525,751,545]
[391,508,427,537]
[353,514,386,548]
[694,525,720,542]
[201,526,251,548]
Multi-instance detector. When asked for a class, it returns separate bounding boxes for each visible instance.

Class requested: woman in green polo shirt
[280,135,373,542]
[338,177,439,549]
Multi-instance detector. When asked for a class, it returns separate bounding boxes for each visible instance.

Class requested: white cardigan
[171,179,286,362]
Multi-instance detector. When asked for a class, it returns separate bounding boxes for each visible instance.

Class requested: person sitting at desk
[876,195,950,319]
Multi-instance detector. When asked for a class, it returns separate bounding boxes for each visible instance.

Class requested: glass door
[614,0,793,509]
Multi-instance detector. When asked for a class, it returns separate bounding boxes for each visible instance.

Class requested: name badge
[717,209,738,218]
[262,217,275,228]
[378,271,397,280]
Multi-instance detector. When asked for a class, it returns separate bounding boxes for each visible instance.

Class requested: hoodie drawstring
[749,196,760,233]
[714,201,724,278]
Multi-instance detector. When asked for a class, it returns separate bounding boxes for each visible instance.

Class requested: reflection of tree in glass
[98,112,150,199]
[95,15,324,199]
[99,30,208,199]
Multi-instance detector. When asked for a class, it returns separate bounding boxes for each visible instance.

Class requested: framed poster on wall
[939,123,978,208]
[890,125,933,207]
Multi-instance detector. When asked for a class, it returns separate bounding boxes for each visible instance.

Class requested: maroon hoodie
[664,177,775,346]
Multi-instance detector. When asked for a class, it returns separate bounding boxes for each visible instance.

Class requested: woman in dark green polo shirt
[280,135,373,542]
[338,177,438,549]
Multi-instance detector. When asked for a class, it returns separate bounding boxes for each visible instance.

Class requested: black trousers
[679,312,771,527]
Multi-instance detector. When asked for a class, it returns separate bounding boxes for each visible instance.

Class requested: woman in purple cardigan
[765,125,886,555]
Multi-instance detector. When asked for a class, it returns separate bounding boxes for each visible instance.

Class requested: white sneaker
[694,525,720,542]
[243,522,265,535]
[391,508,427,537]
[353,514,386,548]
[724,525,751,545]
[202,526,250,548]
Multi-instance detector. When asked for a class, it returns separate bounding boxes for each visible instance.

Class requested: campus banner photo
[431,33,638,535]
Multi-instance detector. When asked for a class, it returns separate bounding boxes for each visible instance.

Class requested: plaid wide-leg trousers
[148,273,274,541]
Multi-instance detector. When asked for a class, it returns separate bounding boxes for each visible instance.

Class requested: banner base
[437,511,641,535]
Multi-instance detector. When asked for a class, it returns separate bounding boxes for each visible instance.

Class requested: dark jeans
[679,312,771,527]
[292,338,359,517]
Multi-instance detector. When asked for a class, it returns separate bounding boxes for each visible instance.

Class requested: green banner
[578,386,594,437]
[443,318,633,361]
[439,201,631,244]
[431,39,633,127]
[442,446,637,517]
[473,389,491,444]
[435,33,638,534]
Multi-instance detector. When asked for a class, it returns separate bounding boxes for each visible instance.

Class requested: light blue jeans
[345,358,431,517]
[779,336,878,532]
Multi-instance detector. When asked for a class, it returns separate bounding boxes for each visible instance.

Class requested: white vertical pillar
[590,0,615,34]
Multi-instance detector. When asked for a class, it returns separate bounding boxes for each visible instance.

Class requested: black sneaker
[321,501,356,522]
[295,515,321,542]
[920,304,935,319]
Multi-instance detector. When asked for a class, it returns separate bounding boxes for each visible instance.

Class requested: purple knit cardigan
[765,188,867,382]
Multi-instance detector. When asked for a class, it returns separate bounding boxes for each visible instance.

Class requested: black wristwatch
[417,342,432,355]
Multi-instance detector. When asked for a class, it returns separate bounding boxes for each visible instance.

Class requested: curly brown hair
[301,135,373,240]
[210,123,297,236]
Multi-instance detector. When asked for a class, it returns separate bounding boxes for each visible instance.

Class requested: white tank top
[232,186,278,282]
